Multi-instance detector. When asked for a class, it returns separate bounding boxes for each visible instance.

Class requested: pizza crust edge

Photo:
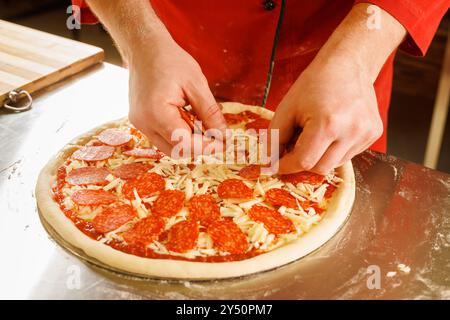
[35,102,355,280]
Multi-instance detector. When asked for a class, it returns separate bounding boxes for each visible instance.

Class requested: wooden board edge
[0,49,105,107]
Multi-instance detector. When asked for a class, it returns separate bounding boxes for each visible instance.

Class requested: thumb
[186,77,227,132]
[277,121,332,174]
[268,103,297,159]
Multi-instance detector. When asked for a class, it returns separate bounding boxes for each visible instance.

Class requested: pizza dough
[36,102,355,280]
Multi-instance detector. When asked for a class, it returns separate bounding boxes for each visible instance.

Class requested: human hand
[270,58,383,175]
[269,3,407,175]
[128,38,226,156]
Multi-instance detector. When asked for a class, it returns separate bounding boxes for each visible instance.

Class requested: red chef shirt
[72,0,449,152]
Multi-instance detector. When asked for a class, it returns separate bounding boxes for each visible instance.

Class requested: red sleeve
[354,0,449,56]
[72,0,99,24]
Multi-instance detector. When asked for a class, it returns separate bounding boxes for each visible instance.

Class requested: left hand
[270,57,383,175]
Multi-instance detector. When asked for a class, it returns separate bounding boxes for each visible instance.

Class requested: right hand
[127,38,226,156]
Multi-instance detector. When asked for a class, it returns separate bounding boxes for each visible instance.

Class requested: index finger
[186,80,227,133]
[157,105,222,158]
[277,121,333,174]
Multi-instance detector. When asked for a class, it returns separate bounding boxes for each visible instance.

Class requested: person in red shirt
[74,0,449,174]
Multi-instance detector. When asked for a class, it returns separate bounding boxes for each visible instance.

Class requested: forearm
[86,0,173,63]
[311,3,407,83]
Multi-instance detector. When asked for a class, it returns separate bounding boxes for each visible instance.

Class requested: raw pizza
[36,102,355,279]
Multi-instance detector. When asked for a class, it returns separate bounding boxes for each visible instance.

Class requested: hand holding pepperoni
[127,38,226,157]
[270,53,383,175]
[268,3,407,175]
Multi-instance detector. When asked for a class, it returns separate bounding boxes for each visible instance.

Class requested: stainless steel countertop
[0,63,449,299]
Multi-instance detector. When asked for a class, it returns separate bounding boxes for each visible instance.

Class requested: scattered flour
[397,264,411,274]
[386,271,397,278]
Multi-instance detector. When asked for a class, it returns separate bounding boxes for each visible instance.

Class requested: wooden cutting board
[0,19,104,107]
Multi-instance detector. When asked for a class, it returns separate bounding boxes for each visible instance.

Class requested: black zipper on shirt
[261,0,286,108]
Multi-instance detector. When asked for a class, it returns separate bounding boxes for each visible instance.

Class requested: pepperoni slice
[72,146,115,162]
[122,172,165,199]
[217,179,253,199]
[224,113,246,125]
[112,163,153,180]
[130,127,143,139]
[207,220,248,254]
[242,110,261,120]
[122,215,165,246]
[123,148,164,160]
[66,167,110,186]
[265,188,299,209]
[91,203,136,233]
[179,107,195,130]
[245,118,270,130]
[152,190,185,217]
[178,107,205,133]
[224,111,261,125]
[71,189,117,206]
[98,128,132,146]
[188,194,220,226]
[295,199,315,211]
[324,184,337,199]
[238,164,261,180]
[312,203,325,214]
[248,205,295,235]
[165,220,199,253]
[280,171,325,185]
